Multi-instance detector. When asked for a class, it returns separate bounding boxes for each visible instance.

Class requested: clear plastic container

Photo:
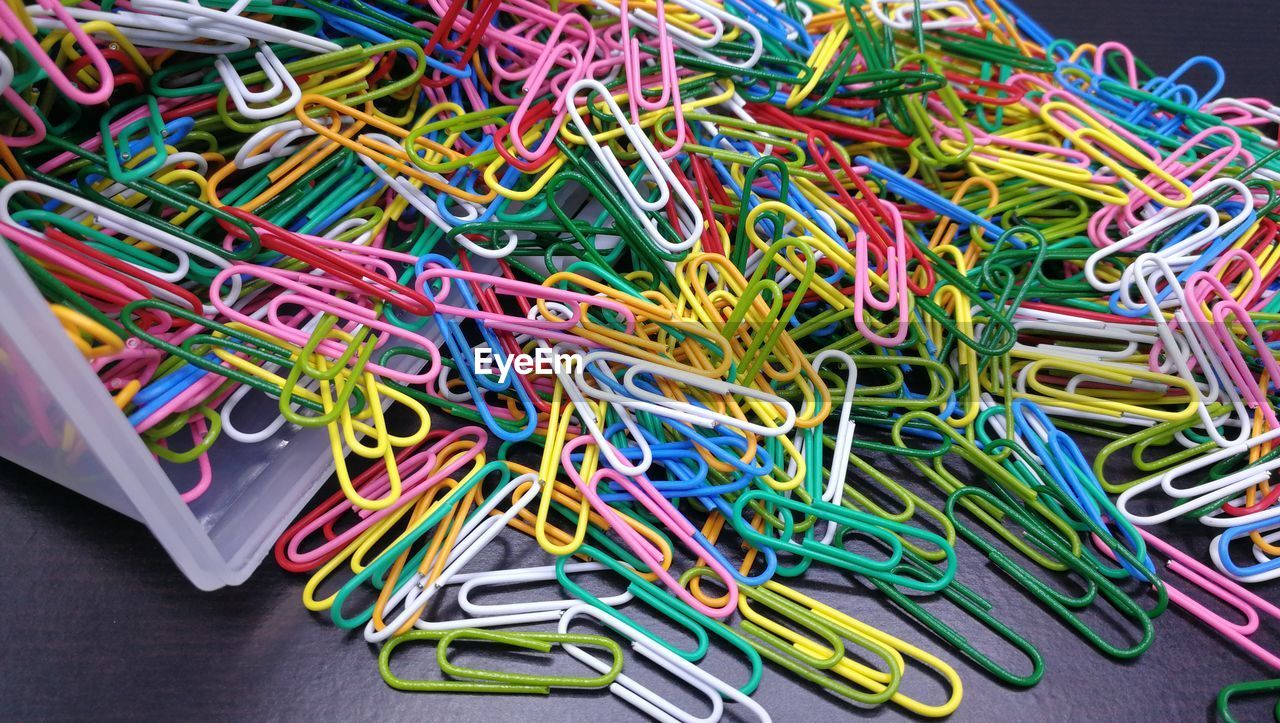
[0,240,352,589]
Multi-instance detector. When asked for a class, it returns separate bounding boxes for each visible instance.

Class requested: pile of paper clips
[6,0,1280,716]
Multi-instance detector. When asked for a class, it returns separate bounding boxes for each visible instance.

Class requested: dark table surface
[4,1,1280,721]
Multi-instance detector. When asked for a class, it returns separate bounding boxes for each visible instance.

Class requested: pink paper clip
[508,13,597,164]
[1182,251,1280,428]
[0,0,114,105]
[561,434,739,619]
[853,201,910,347]
[607,0,685,157]
[279,427,487,568]
[415,262,642,336]
[1095,529,1280,671]
[0,50,46,147]
[210,263,443,387]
